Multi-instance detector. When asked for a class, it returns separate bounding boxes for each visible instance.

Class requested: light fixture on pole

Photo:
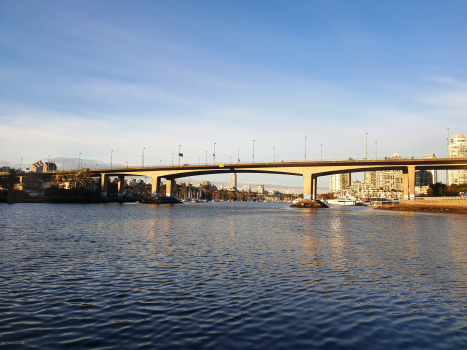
[304,136,307,162]
[142,148,145,167]
[366,133,368,160]
[179,145,182,166]
[447,127,450,156]
[213,143,216,164]
[253,140,255,163]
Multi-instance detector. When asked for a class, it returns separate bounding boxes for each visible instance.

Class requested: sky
[1,0,466,192]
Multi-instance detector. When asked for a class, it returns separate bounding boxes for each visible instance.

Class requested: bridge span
[92,158,467,200]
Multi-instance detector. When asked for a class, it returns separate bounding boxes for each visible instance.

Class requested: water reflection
[1,203,466,349]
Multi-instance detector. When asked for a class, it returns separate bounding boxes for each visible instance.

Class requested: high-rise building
[30,160,57,173]
[230,173,237,190]
[363,153,403,192]
[329,173,350,193]
[415,170,433,186]
[258,185,265,194]
[243,185,251,193]
[423,153,438,184]
[448,134,467,185]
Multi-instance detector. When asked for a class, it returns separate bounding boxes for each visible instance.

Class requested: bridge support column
[166,178,175,197]
[403,166,416,200]
[303,174,317,200]
[101,174,109,198]
[408,166,415,200]
[152,177,161,197]
[117,175,125,199]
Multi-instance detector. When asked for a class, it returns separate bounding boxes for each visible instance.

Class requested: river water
[1,202,467,349]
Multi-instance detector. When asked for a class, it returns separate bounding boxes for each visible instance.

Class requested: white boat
[327,197,356,206]
[369,198,395,206]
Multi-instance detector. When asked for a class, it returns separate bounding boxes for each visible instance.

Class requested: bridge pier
[303,174,317,200]
[166,178,175,197]
[403,166,416,200]
[101,174,108,198]
[152,177,161,197]
[117,175,125,198]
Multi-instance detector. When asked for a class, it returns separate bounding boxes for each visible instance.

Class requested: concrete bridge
[92,157,467,200]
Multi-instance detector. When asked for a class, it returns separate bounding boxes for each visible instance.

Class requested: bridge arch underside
[96,162,467,199]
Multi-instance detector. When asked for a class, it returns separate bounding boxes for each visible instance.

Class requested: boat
[327,197,357,206]
[369,197,394,206]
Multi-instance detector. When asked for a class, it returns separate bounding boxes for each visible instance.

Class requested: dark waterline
[1,202,467,349]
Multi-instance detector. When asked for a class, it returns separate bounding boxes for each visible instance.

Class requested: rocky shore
[290,200,329,208]
[374,204,467,214]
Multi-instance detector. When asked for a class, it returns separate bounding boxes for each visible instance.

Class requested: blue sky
[1,0,466,191]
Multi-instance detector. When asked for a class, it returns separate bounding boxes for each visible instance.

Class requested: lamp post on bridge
[179,145,181,166]
[253,140,255,163]
[142,148,145,167]
[304,136,307,162]
[213,143,216,164]
[205,151,207,165]
[238,149,240,164]
[110,150,113,169]
[366,133,368,160]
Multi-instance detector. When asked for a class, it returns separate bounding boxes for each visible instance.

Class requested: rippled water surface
[1,202,467,349]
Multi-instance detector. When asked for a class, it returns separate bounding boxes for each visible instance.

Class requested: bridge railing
[36,155,460,172]
[413,196,467,200]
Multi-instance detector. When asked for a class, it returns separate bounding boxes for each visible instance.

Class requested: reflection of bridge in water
[92,158,467,200]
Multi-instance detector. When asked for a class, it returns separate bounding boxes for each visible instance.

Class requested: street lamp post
[304,136,307,162]
[205,151,207,165]
[253,140,255,163]
[366,133,368,160]
[447,127,450,156]
[238,149,240,164]
[142,148,145,167]
[179,145,182,166]
[111,150,113,169]
[213,143,216,164]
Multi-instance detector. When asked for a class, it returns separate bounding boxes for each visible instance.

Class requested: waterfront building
[329,173,350,193]
[30,160,57,173]
[258,185,265,194]
[448,134,467,185]
[423,154,437,183]
[243,185,251,193]
[230,173,237,191]
[415,170,433,187]
[363,153,404,192]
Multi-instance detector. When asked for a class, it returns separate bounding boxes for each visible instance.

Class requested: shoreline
[374,204,467,214]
